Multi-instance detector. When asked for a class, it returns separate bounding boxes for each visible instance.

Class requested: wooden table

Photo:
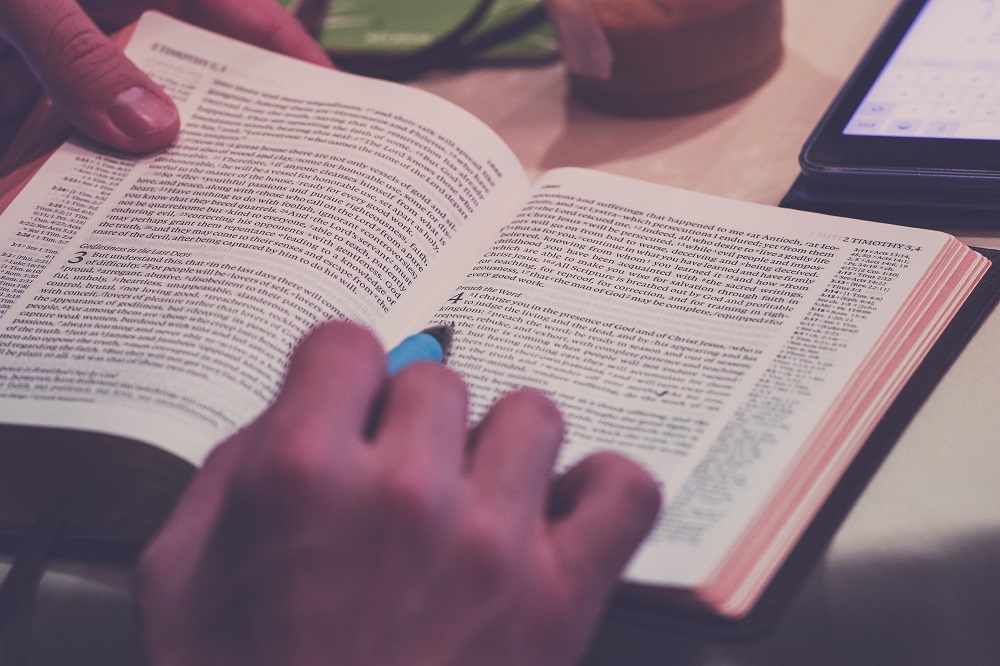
[12,1,1000,663]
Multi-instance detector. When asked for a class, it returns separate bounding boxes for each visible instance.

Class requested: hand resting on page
[133,320,661,666]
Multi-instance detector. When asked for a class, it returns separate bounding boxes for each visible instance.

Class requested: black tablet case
[781,174,1000,228]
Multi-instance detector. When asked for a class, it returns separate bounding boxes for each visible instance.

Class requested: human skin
[0,0,331,155]
[133,321,661,665]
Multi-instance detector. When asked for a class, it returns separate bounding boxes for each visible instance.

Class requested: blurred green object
[280,0,558,79]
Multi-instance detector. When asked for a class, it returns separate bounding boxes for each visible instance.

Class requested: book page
[431,167,963,587]
[0,12,528,463]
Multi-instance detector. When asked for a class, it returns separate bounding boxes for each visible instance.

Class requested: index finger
[262,320,385,451]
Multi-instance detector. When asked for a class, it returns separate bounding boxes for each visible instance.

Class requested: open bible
[0,12,994,623]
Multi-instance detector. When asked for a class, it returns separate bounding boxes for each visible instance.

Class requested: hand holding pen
[135,320,660,666]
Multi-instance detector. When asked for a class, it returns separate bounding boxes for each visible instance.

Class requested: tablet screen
[844,0,1000,140]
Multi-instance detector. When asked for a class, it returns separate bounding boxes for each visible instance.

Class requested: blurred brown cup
[546,0,783,116]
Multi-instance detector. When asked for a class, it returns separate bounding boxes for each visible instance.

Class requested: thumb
[0,0,179,153]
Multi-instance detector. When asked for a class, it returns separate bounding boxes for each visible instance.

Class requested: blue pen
[386,324,453,375]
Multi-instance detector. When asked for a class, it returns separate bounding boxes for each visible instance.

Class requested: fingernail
[107,86,178,139]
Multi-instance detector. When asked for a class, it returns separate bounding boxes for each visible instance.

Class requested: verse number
[447,292,465,304]
[67,251,88,264]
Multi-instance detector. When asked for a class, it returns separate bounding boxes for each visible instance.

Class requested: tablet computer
[800,0,1000,191]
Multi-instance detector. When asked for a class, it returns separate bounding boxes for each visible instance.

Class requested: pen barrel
[386,333,445,375]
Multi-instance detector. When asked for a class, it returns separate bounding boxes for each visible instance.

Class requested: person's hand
[0,0,331,155]
[133,320,661,665]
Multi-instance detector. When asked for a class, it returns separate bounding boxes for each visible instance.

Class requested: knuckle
[46,17,117,82]
[374,468,446,528]
[233,421,336,508]
[454,516,516,588]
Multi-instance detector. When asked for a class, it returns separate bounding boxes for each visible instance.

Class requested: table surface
[14,1,1000,663]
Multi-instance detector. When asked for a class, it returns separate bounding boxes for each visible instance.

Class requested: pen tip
[422,324,454,355]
